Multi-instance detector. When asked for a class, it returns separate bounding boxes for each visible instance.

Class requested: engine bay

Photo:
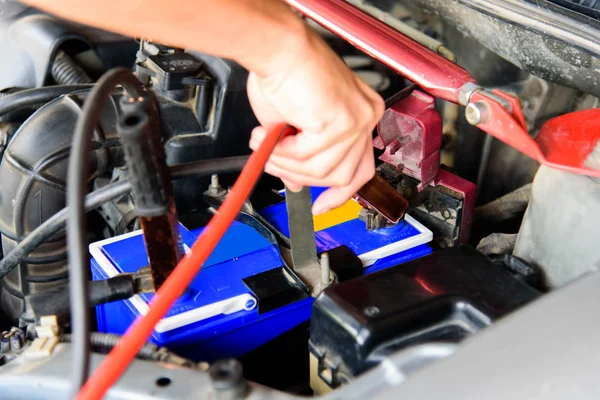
[0,0,599,399]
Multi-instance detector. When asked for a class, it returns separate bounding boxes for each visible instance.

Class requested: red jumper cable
[285,0,600,178]
[75,124,295,400]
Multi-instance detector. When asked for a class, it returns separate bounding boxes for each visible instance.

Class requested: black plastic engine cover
[309,246,539,387]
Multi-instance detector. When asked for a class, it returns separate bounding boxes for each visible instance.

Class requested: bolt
[465,102,490,125]
[206,174,227,199]
[211,174,219,189]
[198,361,210,372]
[364,306,380,317]
[0,338,9,353]
[458,82,482,106]
[9,334,22,352]
[321,252,331,285]
[210,359,247,399]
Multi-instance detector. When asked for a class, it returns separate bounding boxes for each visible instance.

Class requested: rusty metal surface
[139,202,183,290]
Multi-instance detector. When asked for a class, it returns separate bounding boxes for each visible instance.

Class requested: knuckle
[311,165,329,180]
[365,163,376,178]
[372,96,385,120]
[359,166,376,184]
[363,98,384,127]
[332,170,354,187]
[336,111,357,133]
[293,148,313,161]
[310,118,331,134]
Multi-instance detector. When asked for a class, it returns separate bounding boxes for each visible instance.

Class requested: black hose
[59,332,196,368]
[51,51,93,85]
[0,84,93,118]
[66,68,145,395]
[0,87,40,122]
[0,155,249,280]
[0,88,25,98]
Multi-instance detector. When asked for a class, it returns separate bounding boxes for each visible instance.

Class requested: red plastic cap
[375,90,443,190]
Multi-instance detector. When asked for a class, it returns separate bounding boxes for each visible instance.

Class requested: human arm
[24,0,384,214]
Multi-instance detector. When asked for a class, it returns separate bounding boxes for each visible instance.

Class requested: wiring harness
[45,66,291,398]
[66,69,146,395]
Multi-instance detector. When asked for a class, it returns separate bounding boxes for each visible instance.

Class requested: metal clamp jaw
[459,82,600,177]
[284,187,335,297]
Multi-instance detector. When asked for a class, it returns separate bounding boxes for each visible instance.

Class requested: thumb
[283,179,303,193]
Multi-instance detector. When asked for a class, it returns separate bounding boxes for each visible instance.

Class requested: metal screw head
[320,252,331,285]
[364,306,380,317]
[211,174,219,189]
[210,359,244,390]
[465,103,482,125]
[465,101,490,125]
[197,361,210,372]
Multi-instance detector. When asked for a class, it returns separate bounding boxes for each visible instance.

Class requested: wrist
[235,13,314,78]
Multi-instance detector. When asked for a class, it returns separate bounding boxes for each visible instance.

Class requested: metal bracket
[285,187,332,296]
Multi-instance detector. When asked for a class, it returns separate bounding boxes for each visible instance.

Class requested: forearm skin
[23,0,311,76]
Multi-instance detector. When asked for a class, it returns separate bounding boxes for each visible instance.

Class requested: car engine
[0,0,598,399]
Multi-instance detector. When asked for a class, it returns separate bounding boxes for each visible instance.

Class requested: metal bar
[346,0,456,62]
[285,187,320,271]
[285,0,475,103]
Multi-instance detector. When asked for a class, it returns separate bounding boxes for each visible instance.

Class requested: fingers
[282,178,302,193]
[267,93,380,161]
[312,148,375,215]
[266,133,363,180]
[264,135,369,188]
[245,38,385,215]
[249,126,266,151]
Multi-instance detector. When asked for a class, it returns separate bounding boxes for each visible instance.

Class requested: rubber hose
[0,87,40,122]
[0,85,93,118]
[0,156,249,283]
[66,68,145,395]
[0,90,120,322]
[51,51,93,85]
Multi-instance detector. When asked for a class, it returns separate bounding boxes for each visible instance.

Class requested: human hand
[247,27,384,215]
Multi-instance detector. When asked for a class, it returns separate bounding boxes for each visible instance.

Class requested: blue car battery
[89,187,433,361]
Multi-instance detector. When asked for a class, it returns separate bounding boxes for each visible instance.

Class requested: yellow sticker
[313,199,363,232]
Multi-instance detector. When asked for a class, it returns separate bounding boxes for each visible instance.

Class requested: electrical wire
[60,332,196,368]
[0,84,93,117]
[0,155,249,280]
[66,68,145,396]
[75,123,293,400]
